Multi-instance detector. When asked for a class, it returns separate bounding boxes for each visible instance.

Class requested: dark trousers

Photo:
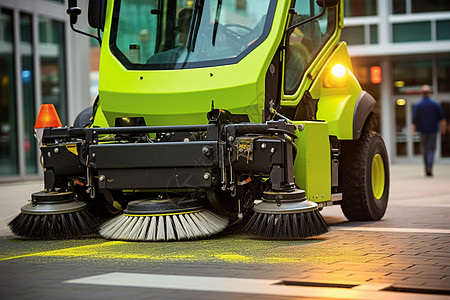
[420,133,437,171]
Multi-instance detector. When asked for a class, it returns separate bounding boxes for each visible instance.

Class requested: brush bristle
[243,210,328,239]
[99,209,228,241]
[8,210,99,240]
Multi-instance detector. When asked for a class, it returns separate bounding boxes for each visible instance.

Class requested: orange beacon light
[35,104,62,129]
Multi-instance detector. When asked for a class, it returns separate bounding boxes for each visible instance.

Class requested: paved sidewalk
[388,163,450,206]
[321,162,450,229]
[0,181,42,236]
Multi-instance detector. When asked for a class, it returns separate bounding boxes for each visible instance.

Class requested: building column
[380,57,394,162]
[13,9,25,176]
[378,0,394,162]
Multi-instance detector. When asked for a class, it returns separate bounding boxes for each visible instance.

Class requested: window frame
[109,0,277,70]
[283,6,337,95]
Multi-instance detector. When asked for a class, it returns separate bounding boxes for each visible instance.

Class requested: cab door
[280,0,339,119]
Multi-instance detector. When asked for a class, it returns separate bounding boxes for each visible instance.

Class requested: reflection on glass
[441,103,450,158]
[437,57,450,93]
[285,3,336,93]
[413,135,421,155]
[393,22,431,43]
[39,18,67,125]
[437,21,450,41]
[113,0,273,69]
[395,102,407,156]
[341,26,364,45]
[412,101,421,156]
[393,0,406,14]
[412,0,450,13]
[0,9,18,175]
[21,13,37,174]
[344,0,377,17]
[393,60,432,94]
[370,24,378,44]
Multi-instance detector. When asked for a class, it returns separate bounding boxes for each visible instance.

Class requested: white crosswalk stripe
[330,226,450,234]
[65,272,449,300]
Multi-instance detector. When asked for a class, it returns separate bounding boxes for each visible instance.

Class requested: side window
[284,3,336,93]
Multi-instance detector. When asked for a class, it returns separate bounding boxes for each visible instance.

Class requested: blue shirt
[412,97,445,134]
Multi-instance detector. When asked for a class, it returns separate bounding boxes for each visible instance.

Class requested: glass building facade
[342,0,450,162]
[0,0,91,180]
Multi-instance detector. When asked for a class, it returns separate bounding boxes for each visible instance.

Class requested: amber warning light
[370,66,382,84]
[34,104,62,146]
[331,64,347,78]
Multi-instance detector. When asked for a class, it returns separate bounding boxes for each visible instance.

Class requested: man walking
[412,85,447,177]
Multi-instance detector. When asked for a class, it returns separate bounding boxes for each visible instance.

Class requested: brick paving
[294,232,450,292]
[0,163,449,299]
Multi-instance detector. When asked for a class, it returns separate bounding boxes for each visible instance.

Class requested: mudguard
[353,91,376,139]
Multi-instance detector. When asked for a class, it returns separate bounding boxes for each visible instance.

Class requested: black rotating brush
[244,189,328,239]
[8,191,99,239]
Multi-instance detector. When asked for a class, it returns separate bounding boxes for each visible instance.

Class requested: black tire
[73,106,94,128]
[339,131,390,221]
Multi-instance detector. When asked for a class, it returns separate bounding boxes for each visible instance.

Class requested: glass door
[395,96,450,161]
[441,102,450,159]
[395,97,407,157]
[0,8,18,175]
[394,95,422,161]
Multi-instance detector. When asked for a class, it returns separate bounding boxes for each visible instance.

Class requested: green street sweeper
[9,0,390,241]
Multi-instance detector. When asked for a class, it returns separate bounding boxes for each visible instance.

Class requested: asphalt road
[0,163,449,300]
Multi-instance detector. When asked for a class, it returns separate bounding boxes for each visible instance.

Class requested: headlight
[323,64,348,88]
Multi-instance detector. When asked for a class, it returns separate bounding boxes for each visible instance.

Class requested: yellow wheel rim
[371,153,385,200]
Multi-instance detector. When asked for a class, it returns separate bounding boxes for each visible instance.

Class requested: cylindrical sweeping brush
[244,209,328,238]
[244,189,328,239]
[99,198,228,241]
[8,191,99,239]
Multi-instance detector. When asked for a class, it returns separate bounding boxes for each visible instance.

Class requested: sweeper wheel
[339,130,390,221]
[73,105,93,127]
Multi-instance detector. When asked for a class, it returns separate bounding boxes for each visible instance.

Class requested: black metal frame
[41,118,298,214]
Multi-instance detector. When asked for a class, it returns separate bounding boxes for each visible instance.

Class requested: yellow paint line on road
[0,236,376,265]
[0,241,124,261]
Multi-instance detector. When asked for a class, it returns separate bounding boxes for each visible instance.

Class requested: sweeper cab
[9,0,390,241]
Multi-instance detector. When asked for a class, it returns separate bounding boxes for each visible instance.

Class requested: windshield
[110,0,275,70]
